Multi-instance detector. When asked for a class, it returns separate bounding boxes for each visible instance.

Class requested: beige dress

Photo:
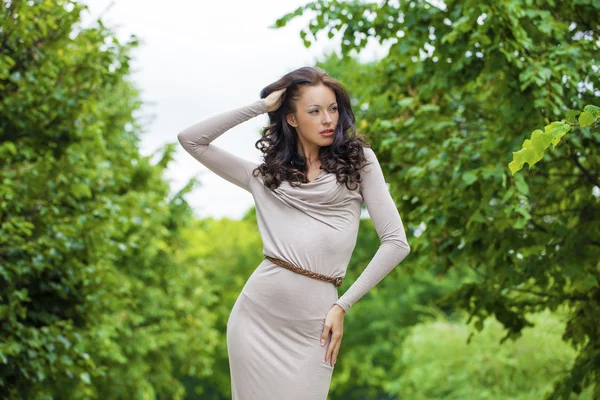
[177,98,410,400]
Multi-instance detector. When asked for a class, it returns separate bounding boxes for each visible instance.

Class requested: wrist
[334,303,346,315]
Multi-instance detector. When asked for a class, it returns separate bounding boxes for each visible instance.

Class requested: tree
[1,2,217,398]
[273,0,600,398]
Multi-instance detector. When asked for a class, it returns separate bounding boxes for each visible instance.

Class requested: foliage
[0,1,217,398]
[273,0,600,397]
[392,308,594,400]
[175,216,265,399]
[510,104,600,174]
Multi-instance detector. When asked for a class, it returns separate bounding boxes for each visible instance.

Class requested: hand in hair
[264,88,287,113]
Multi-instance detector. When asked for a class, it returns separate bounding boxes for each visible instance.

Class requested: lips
[320,129,334,136]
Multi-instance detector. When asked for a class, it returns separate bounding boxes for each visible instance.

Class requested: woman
[176,66,410,400]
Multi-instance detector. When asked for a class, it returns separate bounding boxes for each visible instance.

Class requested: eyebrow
[307,102,338,108]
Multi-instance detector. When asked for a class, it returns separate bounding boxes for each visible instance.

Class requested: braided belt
[264,255,343,287]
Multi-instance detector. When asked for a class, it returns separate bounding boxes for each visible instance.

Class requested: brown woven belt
[264,255,343,287]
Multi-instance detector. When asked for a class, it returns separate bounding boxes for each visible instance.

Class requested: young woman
[177,66,410,400]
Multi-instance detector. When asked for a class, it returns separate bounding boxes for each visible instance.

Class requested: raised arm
[333,146,411,313]
[176,98,268,192]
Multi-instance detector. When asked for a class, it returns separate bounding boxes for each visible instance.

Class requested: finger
[320,323,331,346]
[328,332,342,365]
[326,344,334,365]
[332,344,340,366]
[326,341,338,366]
[325,335,337,364]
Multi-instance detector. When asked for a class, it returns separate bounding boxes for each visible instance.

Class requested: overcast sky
[81,0,389,219]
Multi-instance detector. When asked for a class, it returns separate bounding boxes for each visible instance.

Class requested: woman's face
[286,84,339,149]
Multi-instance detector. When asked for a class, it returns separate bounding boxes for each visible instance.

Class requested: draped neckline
[266,171,363,229]
[304,169,328,184]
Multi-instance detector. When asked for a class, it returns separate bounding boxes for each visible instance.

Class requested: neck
[297,139,320,165]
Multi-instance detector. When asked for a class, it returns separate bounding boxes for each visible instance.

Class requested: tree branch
[570,153,599,187]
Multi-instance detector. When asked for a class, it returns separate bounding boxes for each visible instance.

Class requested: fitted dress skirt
[226,257,338,400]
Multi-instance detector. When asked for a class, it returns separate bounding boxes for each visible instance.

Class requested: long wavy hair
[252,66,371,191]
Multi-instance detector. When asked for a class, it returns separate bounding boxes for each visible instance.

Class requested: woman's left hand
[321,304,346,367]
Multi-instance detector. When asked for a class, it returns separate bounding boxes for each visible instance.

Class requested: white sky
[81,0,389,219]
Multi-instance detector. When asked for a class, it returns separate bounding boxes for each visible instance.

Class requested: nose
[323,112,333,124]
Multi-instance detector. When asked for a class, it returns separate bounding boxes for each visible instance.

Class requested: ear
[286,112,298,128]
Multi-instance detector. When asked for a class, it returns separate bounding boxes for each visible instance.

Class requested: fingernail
[320,339,325,346]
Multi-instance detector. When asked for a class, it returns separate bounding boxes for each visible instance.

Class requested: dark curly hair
[252,66,371,191]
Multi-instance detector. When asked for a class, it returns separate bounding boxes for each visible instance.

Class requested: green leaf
[565,110,581,124]
[514,174,529,195]
[80,372,91,384]
[583,104,600,117]
[509,120,572,174]
[462,171,477,186]
[515,207,531,220]
[545,121,571,147]
[579,111,595,127]
[1,142,17,155]
[501,188,515,204]
[70,183,92,199]
[513,218,527,229]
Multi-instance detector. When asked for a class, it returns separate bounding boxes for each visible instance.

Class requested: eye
[310,106,337,114]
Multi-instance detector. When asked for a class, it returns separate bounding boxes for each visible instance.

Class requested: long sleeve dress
[176,98,410,400]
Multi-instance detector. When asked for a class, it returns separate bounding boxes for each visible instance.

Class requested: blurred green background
[1,0,598,399]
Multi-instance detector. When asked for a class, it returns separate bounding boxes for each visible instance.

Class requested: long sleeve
[333,147,411,313]
[176,98,268,192]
